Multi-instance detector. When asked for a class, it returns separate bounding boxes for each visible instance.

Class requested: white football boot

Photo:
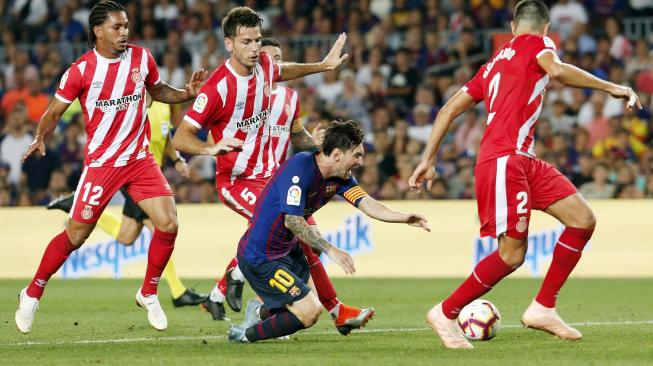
[521,300,582,340]
[426,302,473,349]
[15,287,39,334]
[135,288,168,331]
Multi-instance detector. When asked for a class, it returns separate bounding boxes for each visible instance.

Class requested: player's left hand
[175,160,190,178]
[311,123,325,147]
[321,33,349,71]
[185,69,208,98]
[406,213,430,232]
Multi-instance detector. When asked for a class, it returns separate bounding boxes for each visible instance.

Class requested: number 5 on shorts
[240,187,256,205]
[268,269,295,293]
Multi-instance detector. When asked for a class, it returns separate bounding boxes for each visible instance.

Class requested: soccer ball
[456,299,501,341]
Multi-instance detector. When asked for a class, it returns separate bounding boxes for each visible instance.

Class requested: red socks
[442,251,514,319]
[299,241,340,312]
[217,257,239,295]
[141,229,177,296]
[536,226,594,308]
[26,230,77,299]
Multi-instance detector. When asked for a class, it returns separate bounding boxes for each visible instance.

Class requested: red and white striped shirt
[264,85,300,177]
[463,34,556,164]
[184,52,281,188]
[55,45,160,167]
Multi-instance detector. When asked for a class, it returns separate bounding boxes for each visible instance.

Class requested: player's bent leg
[16,220,94,333]
[522,194,595,340]
[134,196,178,330]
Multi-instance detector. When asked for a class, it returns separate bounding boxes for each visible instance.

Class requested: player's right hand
[408,160,436,192]
[607,84,642,111]
[327,246,355,275]
[311,123,325,147]
[22,137,46,163]
[210,137,243,156]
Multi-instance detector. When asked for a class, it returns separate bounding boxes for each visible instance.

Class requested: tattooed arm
[290,121,324,151]
[285,214,355,274]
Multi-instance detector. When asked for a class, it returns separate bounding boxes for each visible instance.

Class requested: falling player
[173,8,375,334]
[45,94,207,308]
[409,0,641,349]
[228,120,430,343]
[15,0,241,333]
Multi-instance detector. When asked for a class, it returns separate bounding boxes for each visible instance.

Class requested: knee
[156,216,179,233]
[298,301,322,327]
[577,207,596,229]
[66,228,91,247]
[117,233,136,246]
[498,241,527,268]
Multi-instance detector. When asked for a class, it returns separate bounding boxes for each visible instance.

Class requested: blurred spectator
[1,103,32,185]
[550,0,588,41]
[159,52,186,89]
[580,163,615,198]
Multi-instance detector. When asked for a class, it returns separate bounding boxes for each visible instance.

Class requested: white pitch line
[2,320,652,347]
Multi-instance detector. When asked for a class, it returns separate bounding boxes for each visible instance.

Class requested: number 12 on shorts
[82,182,104,205]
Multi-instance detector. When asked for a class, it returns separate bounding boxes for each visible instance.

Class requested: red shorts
[475,154,577,239]
[70,157,173,224]
[218,177,316,225]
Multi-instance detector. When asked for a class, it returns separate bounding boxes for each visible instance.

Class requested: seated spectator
[580,163,615,199]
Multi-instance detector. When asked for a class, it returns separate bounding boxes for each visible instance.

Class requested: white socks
[231,265,245,282]
[209,285,225,303]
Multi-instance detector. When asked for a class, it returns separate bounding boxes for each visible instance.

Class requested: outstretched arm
[172,121,243,156]
[285,214,355,274]
[22,99,70,162]
[538,52,641,110]
[408,90,477,190]
[357,196,430,231]
[147,69,208,104]
[279,33,349,81]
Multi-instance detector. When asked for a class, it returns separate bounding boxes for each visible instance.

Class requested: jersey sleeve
[278,157,313,216]
[144,48,161,87]
[262,52,282,83]
[54,64,83,104]
[461,66,485,103]
[182,82,222,129]
[290,92,303,133]
[337,176,367,207]
[533,36,557,60]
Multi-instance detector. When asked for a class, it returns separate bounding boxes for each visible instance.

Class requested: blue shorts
[238,244,311,310]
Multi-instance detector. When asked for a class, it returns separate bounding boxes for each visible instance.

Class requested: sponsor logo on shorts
[81,205,94,220]
[289,285,301,297]
[193,93,208,113]
[287,185,301,206]
[516,217,528,233]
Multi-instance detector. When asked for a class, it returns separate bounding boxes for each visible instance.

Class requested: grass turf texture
[1,278,652,365]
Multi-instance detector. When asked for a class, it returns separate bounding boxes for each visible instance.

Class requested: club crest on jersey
[285,104,291,116]
[516,217,528,233]
[193,93,208,113]
[287,185,302,206]
[264,82,271,96]
[289,285,301,297]
[237,109,270,133]
[81,205,94,220]
[130,68,142,83]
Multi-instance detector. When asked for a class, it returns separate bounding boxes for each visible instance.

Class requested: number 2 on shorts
[516,191,528,214]
[268,269,295,293]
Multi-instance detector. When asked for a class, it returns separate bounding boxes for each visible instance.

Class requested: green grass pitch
[1,278,652,365]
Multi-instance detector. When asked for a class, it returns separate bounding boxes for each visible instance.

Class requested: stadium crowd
[1,0,653,207]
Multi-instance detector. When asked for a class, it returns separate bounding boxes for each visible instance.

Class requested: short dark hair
[514,0,549,27]
[88,1,126,48]
[322,120,365,155]
[261,38,281,48]
[222,7,263,39]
